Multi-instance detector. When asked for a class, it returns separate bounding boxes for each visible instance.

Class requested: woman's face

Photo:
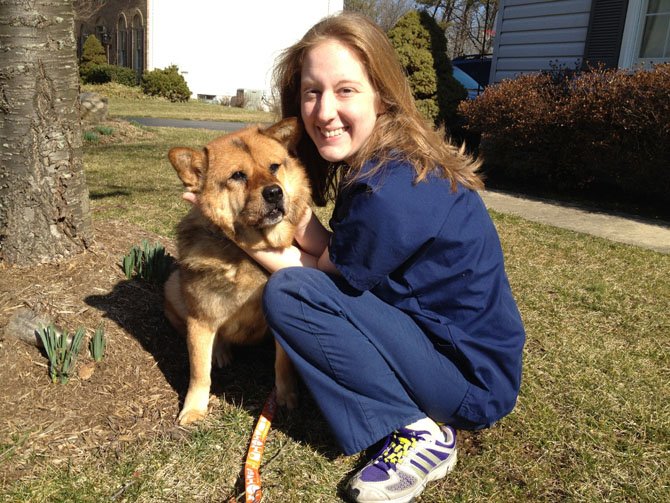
[300,39,382,163]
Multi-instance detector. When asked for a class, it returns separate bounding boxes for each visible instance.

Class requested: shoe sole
[409,450,458,502]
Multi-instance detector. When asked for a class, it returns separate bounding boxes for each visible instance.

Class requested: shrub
[81,63,138,86]
[81,82,147,99]
[388,10,467,127]
[81,34,107,67]
[141,65,191,102]
[459,63,670,206]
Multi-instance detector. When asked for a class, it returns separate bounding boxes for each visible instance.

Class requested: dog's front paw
[177,407,208,425]
[178,388,210,425]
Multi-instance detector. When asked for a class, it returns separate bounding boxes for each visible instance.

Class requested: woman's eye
[269,163,280,174]
[230,171,247,182]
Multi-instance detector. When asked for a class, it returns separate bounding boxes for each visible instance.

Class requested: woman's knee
[262,267,318,330]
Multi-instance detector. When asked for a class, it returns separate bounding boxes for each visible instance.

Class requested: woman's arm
[294,207,330,257]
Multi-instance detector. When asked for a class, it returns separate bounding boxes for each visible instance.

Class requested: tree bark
[0,0,92,265]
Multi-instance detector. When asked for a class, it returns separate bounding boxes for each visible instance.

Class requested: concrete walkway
[480,190,670,254]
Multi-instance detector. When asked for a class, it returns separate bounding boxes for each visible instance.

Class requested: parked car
[452,66,483,100]
[452,54,492,89]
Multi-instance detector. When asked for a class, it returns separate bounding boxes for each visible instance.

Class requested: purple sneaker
[346,425,457,502]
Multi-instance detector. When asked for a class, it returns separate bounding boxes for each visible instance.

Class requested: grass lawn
[82,83,276,123]
[2,123,668,502]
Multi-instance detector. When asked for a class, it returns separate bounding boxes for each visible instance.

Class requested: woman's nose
[316,91,336,122]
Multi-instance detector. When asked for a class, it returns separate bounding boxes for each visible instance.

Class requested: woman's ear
[375,94,387,116]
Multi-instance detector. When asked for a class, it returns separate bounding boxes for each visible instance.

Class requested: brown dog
[163,118,311,425]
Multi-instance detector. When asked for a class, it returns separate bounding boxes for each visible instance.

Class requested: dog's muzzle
[261,184,285,226]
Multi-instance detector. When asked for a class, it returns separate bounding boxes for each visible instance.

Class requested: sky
[148,0,344,98]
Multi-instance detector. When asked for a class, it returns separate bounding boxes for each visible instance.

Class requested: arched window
[117,15,128,67]
[131,13,145,79]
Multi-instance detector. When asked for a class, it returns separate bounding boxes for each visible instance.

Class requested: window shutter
[582,0,629,69]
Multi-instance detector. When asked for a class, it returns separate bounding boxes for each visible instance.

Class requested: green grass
[83,127,223,238]
[3,123,669,501]
[82,83,275,123]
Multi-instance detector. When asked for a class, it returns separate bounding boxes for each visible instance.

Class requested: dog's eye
[230,171,247,182]
[269,163,280,174]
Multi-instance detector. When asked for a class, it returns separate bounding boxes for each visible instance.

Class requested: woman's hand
[182,191,198,205]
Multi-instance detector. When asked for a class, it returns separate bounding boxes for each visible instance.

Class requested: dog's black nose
[262,184,283,204]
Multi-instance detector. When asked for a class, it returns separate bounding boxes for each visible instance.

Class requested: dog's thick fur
[164,118,311,425]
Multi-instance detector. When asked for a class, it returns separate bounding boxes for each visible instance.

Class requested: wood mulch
[0,220,189,483]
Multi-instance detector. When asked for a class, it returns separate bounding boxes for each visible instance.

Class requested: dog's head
[168,117,311,249]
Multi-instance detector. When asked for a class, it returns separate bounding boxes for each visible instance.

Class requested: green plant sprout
[89,323,106,362]
[38,324,86,384]
[122,240,172,284]
[94,125,114,136]
[83,130,100,143]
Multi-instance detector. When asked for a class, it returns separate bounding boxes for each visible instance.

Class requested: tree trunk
[0,0,92,265]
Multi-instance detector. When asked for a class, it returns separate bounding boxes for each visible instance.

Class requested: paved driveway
[124,117,253,131]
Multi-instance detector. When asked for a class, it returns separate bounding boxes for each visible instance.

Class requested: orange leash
[244,388,277,503]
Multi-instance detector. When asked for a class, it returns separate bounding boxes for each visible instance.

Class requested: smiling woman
[261,12,525,503]
[300,39,383,163]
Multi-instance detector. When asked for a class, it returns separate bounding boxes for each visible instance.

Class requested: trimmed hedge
[459,64,670,206]
[141,65,191,102]
[81,64,138,86]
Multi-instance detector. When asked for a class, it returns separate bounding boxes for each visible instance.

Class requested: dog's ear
[168,147,206,192]
[262,117,302,153]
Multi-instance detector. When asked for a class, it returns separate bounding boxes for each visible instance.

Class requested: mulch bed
[0,220,189,482]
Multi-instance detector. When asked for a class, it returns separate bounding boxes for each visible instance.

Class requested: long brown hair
[273,12,482,204]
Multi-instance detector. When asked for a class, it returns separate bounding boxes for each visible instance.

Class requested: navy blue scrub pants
[262,267,470,455]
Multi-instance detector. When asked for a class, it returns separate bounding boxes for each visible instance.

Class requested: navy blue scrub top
[329,158,526,427]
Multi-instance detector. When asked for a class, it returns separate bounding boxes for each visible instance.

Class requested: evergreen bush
[141,65,191,102]
[459,63,670,208]
[81,63,138,86]
[81,34,107,68]
[388,10,466,127]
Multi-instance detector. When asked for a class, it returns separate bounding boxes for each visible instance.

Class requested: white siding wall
[146,0,343,99]
[490,0,593,83]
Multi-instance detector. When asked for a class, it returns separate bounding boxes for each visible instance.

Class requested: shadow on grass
[89,189,132,199]
[83,275,342,460]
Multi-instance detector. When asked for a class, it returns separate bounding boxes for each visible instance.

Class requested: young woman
[188,12,525,503]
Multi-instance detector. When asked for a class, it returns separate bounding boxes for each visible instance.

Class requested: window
[638,0,670,61]
[132,14,144,79]
[117,15,128,67]
[620,0,670,68]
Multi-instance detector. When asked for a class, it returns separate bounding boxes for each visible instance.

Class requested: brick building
[76,0,147,81]
[74,0,343,99]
